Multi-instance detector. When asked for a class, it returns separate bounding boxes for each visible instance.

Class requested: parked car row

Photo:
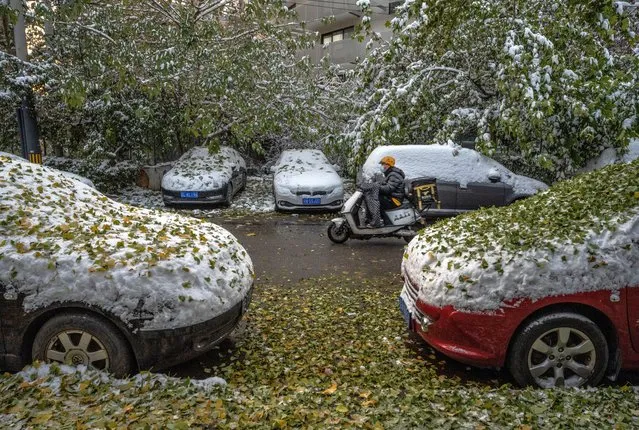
[158,144,550,216]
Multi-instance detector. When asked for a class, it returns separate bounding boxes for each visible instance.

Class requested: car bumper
[276,199,343,211]
[400,282,508,368]
[162,187,226,205]
[131,286,253,371]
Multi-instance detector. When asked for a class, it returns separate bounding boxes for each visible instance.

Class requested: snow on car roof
[361,144,547,195]
[402,159,639,312]
[162,146,245,192]
[0,155,253,330]
[274,149,343,191]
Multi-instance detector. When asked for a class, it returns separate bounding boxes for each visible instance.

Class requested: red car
[400,272,639,388]
[400,159,639,388]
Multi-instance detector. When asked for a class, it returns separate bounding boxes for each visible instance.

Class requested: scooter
[327,177,438,244]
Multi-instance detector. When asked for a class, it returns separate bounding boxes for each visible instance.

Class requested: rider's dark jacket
[379,166,405,199]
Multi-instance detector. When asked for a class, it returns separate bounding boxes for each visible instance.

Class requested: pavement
[212,213,407,284]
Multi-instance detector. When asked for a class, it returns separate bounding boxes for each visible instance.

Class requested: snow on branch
[56,22,116,44]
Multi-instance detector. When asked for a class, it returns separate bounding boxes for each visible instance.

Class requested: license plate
[303,198,321,205]
[399,297,412,329]
[180,191,199,198]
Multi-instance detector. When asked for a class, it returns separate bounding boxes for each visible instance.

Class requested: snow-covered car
[0,151,96,188]
[161,146,246,207]
[0,154,254,376]
[361,145,547,219]
[578,138,639,173]
[400,159,639,388]
[272,149,344,211]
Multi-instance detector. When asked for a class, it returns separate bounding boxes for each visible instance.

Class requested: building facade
[288,0,400,67]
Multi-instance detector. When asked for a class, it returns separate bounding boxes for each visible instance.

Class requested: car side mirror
[269,166,276,173]
[488,169,501,183]
[332,164,342,173]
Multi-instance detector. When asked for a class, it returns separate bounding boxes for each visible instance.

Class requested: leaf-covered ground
[1,276,638,428]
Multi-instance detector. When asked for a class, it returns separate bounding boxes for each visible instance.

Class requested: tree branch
[56,21,115,44]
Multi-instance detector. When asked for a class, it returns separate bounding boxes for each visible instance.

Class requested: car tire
[327,221,350,244]
[224,183,234,207]
[32,312,134,377]
[508,312,608,388]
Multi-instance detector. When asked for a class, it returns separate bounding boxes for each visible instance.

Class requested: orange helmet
[379,156,395,167]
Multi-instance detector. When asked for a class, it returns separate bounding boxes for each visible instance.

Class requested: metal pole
[11,0,42,164]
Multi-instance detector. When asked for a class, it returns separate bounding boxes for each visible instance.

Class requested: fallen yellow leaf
[322,382,337,395]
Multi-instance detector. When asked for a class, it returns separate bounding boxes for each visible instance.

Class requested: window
[321,27,354,45]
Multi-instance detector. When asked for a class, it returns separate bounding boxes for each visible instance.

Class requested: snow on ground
[111,175,277,214]
[403,159,639,311]
[110,175,355,214]
[17,363,226,395]
[361,144,548,195]
[0,155,253,330]
[161,146,245,191]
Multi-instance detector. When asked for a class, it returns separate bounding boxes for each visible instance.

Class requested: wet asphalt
[211,213,406,284]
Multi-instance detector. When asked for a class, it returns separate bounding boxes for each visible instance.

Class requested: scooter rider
[362,155,405,228]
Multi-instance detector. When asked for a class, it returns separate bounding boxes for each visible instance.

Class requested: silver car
[272,149,344,211]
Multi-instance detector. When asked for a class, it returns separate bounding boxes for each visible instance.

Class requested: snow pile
[578,138,639,173]
[361,145,548,195]
[0,155,254,330]
[273,149,343,194]
[403,159,639,311]
[162,146,246,192]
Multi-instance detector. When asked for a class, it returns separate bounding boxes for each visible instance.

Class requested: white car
[360,145,547,218]
[161,146,246,207]
[272,149,344,211]
[0,153,254,376]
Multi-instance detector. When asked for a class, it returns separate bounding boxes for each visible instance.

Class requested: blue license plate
[180,191,199,198]
[399,297,412,329]
[303,198,321,205]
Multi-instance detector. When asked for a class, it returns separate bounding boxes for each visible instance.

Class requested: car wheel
[327,221,350,244]
[32,313,134,377]
[508,312,608,388]
[224,183,234,207]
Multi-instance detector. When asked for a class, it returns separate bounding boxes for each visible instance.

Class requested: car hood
[510,174,548,196]
[274,170,343,194]
[0,155,254,330]
[162,162,231,191]
[402,160,639,312]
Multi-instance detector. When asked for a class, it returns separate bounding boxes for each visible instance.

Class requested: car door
[456,182,508,210]
[626,286,639,352]
[434,180,457,210]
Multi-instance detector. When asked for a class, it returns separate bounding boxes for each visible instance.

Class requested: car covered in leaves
[272,149,344,211]
[161,146,247,207]
[0,151,96,188]
[400,158,639,388]
[0,154,254,376]
[361,145,547,218]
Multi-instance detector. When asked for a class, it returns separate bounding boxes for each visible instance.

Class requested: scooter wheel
[327,221,350,244]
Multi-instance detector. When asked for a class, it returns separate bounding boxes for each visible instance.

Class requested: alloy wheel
[527,326,596,388]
